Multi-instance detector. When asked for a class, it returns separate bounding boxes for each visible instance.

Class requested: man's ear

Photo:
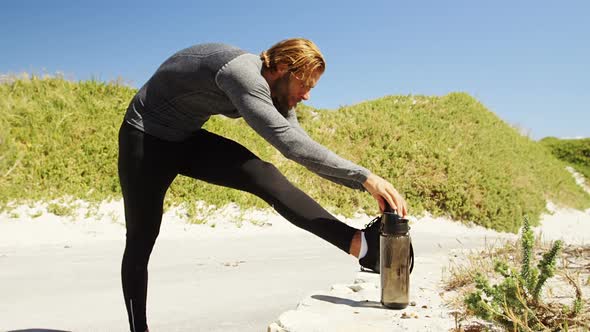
[276,63,289,74]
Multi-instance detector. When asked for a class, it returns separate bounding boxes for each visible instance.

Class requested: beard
[270,73,292,114]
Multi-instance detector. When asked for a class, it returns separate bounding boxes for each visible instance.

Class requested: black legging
[117,121,358,332]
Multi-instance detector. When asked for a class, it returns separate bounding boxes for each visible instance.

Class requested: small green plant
[464,216,586,331]
[84,203,100,219]
[30,210,43,218]
[47,202,74,217]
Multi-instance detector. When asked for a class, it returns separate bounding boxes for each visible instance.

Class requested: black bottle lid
[381,202,410,235]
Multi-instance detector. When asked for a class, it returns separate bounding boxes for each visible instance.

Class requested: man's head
[261,38,325,112]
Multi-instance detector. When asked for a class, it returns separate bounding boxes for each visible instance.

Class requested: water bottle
[380,203,414,309]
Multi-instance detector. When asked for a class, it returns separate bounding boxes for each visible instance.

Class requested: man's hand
[362,173,408,217]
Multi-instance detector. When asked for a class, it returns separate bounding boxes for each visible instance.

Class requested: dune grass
[1,75,589,231]
[540,137,590,180]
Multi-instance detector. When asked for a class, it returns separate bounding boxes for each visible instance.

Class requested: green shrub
[291,94,590,231]
[540,137,590,180]
[1,76,589,231]
[0,75,132,205]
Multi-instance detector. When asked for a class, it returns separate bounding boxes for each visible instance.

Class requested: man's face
[270,70,321,113]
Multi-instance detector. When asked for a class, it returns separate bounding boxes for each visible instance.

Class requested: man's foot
[359,216,381,273]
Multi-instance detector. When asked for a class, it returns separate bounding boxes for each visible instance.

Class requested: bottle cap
[381,212,410,235]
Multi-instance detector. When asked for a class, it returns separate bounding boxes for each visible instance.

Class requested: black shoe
[359,216,381,273]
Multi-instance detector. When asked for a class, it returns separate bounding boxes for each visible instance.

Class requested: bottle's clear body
[380,233,411,309]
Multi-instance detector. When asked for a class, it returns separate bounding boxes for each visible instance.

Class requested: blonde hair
[260,38,325,86]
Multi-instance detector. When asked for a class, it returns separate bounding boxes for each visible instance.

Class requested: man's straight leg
[179,129,358,253]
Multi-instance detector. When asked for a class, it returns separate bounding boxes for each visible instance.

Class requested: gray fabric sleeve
[283,109,310,137]
[215,55,371,187]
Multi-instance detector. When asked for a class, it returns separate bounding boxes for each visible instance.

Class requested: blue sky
[1,0,588,140]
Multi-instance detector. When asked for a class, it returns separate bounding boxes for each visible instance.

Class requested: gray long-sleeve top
[124,43,370,190]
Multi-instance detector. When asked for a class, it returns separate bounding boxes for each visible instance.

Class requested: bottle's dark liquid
[380,233,411,309]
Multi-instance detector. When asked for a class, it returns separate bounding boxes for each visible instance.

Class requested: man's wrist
[362,173,376,189]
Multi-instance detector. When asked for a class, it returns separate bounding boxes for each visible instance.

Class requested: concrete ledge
[269,262,457,332]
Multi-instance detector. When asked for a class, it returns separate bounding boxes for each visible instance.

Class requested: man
[118,38,407,332]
